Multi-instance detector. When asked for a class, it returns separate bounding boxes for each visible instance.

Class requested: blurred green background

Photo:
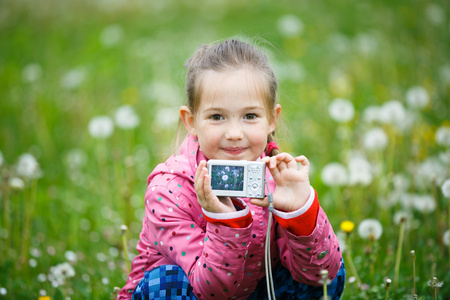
[1,0,449,299]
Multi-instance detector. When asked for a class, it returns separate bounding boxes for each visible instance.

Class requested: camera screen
[210,165,244,191]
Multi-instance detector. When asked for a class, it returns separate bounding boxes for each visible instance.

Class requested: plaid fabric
[132,265,196,300]
[248,257,346,300]
[132,258,345,300]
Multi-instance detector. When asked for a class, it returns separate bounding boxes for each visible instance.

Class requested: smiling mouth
[222,147,247,155]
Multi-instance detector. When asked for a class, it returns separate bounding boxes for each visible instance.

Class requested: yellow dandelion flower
[38,296,51,300]
[340,220,355,233]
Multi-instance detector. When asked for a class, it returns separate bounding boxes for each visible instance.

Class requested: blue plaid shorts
[132,258,345,300]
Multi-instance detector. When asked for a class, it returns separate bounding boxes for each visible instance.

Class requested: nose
[225,121,244,141]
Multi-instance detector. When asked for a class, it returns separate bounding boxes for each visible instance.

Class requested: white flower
[393,211,412,226]
[436,126,450,147]
[392,173,410,192]
[102,277,110,285]
[61,67,87,90]
[441,179,450,198]
[29,258,37,268]
[51,262,75,280]
[100,24,124,47]
[22,63,42,83]
[9,177,25,190]
[222,175,228,181]
[379,100,406,126]
[96,252,107,262]
[0,287,6,295]
[348,156,372,186]
[354,33,378,56]
[65,149,87,170]
[321,162,348,187]
[363,128,388,151]
[88,116,114,139]
[30,247,42,258]
[426,4,445,25]
[16,153,41,179]
[37,273,47,282]
[115,105,140,129]
[399,193,416,210]
[39,289,47,296]
[405,86,429,109]
[443,230,449,247]
[141,81,184,105]
[277,15,304,37]
[328,98,355,123]
[65,250,77,263]
[362,105,382,123]
[412,194,436,214]
[358,219,383,240]
[415,157,447,188]
[275,61,306,82]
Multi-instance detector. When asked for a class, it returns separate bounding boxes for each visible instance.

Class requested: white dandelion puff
[436,126,450,147]
[348,156,373,186]
[412,194,436,214]
[37,273,47,282]
[363,128,388,151]
[321,162,348,187]
[441,179,450,198]
[115,105,140,129]
[379,100,406,126]
[9,177,25,190]
[443,230,449,247]
[22,63,42,83]
[406,86,429,109]
[102,277,110,285]
[88,116,114,139]
[277,14,304,37]
[362,105,382,123]
[358,219,383,240]
[64,250,77,263]
[328,98,355,123]
[415,157,447,188]
[100,24,124,47]
[426,4,445,25]
[16,153,41,179]
[65,149,88,170]
[0,288,6,295]
[222,175,229,181]
[154,107,179,129]
[61,67,87,90]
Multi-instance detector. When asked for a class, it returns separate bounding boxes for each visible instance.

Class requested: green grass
[1,0,449,299]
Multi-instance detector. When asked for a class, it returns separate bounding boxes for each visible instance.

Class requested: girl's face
[181,69,281,161]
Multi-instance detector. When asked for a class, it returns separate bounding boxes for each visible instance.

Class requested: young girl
[118,39,345,300]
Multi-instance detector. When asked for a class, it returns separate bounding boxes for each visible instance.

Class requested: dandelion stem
[385,278,391,300]
[411,250,416,295]
[1,171,11,266]
[345,234,368,300]
[121,225,131,274]
[19,178,38,268]
[394,218,405,289]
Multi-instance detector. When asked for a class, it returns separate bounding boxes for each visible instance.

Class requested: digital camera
[207,160,266,199]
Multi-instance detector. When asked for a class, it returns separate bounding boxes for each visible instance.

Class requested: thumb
[249,196,269,208]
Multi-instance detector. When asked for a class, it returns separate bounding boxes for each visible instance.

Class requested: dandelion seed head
[65,250,77,263]
[102,277,110,285]
[61,67,87,90]
[39,289,47,296]
[22,63,43,83]
[277,14,304,37]
[100,24,124,47]
[9,177,25,190]
[379,100,406,126]
[115,105,140,129]
[348,156,372,186]
[0,287,6,295]
[17,153,41,179]
[406,86,429,109]
[358,218,383,240]
[436,126,450,147]
[321,162,348,187]
[443,230,449,247]
[362,105,382,123]
[415,157,447,188]
[65,149,87,170]
[88,116,114,139]
[412,194,436,214]
[328,98,355,123]
[37,273,47,282]
[29,258,37,268]
[426,4,445,25]
[363,127,388,151]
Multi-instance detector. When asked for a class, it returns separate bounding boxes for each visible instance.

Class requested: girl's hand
[250,153,311,212]
[194,160,237,213]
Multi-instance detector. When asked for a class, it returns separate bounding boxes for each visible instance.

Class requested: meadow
[0,0,449,299]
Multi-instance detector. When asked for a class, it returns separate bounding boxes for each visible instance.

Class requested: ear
[268,104,281,134]
[180,106,197,136]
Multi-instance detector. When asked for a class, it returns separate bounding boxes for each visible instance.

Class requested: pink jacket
[118,135,342,300]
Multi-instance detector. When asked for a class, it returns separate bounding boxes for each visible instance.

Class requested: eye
[210,114,224,121]
[244,113,258,120]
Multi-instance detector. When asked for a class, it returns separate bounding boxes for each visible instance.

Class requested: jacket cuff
[202,198,253,228]
[273,186,319,236]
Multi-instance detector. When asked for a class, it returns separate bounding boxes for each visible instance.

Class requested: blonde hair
[177,39,280,156]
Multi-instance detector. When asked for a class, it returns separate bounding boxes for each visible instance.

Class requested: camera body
[207,159,266,199]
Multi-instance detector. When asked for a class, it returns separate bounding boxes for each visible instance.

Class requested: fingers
[295,155,310,175]
[249,196,269,207]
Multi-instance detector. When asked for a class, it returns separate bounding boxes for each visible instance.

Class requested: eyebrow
[202,106,264,113]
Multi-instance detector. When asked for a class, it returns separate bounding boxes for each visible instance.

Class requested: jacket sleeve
[273,188,343,286]
[119,175,256,300]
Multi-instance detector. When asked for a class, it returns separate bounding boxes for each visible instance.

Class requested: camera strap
[264,180,276,300]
